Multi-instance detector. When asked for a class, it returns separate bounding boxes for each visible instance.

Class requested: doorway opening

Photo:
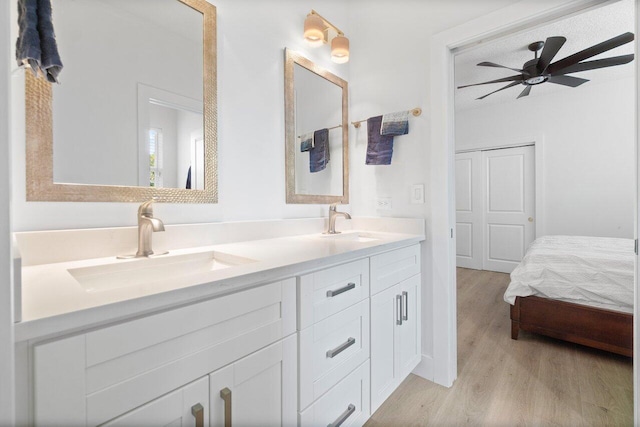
[440,1,638,422]
[428,0,638,410]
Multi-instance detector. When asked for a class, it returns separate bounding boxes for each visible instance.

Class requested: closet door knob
[528,217,534,222]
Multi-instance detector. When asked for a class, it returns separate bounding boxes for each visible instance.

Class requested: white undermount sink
[68,250,257,293]
[316,231,381,243]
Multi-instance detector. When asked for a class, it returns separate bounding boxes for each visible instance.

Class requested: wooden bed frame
[510,296,633,357]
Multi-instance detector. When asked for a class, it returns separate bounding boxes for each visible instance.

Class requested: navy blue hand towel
[16,0,63,83]
[366,116,394,165]
[310,128,329,173]
[185,166,192,189]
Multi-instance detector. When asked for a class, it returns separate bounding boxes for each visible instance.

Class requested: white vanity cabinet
[32,278,296,426]
[370,245,422,413]
[24,238,424,427]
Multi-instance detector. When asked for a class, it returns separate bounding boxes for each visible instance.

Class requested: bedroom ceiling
[454,0,635,112]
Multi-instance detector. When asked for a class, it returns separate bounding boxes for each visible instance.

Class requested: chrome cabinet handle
[327,282,356,297]
[191,403,204,427]
[326,337,356,358]
[402,291,408,321]
[220,387,232,427]
[396,294,403,325]
[328,404,356,427]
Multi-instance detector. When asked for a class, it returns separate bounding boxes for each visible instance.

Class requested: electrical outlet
[376,197,392,211]
[411,184,425,204]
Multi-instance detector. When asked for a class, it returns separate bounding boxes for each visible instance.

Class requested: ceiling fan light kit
[458,32,635,100]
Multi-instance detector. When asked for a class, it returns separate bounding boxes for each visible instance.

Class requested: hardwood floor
[365,268,633,426]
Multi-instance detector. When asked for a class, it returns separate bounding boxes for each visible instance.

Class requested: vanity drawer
[33,278,296,426]
[370,244,421,295]
[298,258,369,330]
[299,360,370,427]
[299,300,370,410]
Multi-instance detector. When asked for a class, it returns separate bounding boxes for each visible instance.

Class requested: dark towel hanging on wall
[16,0,64,83]
[366,116,394,165]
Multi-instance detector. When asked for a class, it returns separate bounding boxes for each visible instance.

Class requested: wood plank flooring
[365,268,633,426]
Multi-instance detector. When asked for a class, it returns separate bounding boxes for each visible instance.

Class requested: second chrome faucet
[326,203,351,234]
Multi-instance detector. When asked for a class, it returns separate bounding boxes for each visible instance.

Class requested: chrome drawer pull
[396,294,403,325]
[327,282,356,297]
[326,337,356,358]
[402,291,408,321]
[191,403,204,427]
[328,404,356,427]
[220,387,232,427]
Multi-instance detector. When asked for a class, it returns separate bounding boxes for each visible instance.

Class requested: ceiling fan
[458,32,635,100]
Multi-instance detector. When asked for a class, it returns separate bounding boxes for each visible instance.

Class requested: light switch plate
[411,184,425,204]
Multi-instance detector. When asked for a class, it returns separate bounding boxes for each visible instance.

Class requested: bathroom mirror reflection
[285,49,349,204]
[25,0,217,203]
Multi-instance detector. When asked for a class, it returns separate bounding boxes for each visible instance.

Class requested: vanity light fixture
[303,10,349,64]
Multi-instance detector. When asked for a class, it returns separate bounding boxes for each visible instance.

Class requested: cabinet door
[398,274,421,379]
[209,335,297,427]
[370,283,400,413]
[103,376,209,427]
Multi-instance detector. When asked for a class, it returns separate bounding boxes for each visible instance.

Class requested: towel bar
[351,107,422,128]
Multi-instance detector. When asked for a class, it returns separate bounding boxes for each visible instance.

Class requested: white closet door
[482,146,535,273]
[455,151,483,269]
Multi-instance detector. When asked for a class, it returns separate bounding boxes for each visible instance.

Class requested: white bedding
[504,235,635,313]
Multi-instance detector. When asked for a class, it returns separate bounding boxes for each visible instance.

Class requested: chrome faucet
[326,203,352,234]
[135,200,167,257]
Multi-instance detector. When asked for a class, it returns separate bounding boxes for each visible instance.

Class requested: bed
[504,235,634,357]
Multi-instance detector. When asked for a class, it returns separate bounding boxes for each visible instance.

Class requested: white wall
[347,0,523,379]
[456,76,636,239]
[10,0,350,231]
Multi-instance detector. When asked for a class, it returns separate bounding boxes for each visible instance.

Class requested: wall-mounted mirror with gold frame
[284,49,349,204]
[25,0,217,203]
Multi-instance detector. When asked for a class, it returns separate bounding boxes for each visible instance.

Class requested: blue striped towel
[380,111,409,136]
[300,132,314,152]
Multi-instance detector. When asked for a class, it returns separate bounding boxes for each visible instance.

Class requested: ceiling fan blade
[547,75,590,87]
[476,81,521,100]
[457,74,523,89]
[477,61,524,73]
[547,32,635,75]
[537,36,566,73]
[517,85,532,99]
[550,54,634,75]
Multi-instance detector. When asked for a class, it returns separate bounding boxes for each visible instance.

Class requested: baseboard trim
[411,354,434,381]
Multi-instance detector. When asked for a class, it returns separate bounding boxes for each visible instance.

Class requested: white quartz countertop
[15,229,423,342]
